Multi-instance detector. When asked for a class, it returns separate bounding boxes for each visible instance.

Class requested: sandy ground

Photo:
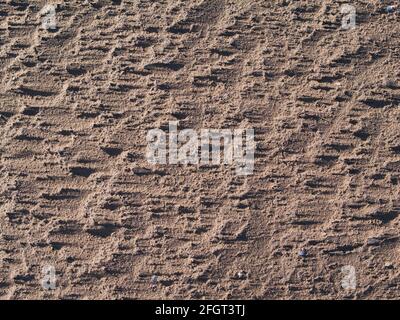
[0,0,399,300]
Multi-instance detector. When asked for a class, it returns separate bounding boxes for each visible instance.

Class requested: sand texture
[0,0,400,299]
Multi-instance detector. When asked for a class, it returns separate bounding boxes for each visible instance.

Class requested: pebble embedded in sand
[385,5,397,13]
[384,262,394,269]
[237,271,248,280]
[366,238,380,246]
[298,249,307,258]
[151,275,158,285]
[384,79,398,89]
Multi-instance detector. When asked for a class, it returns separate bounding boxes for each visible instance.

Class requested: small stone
[298,248,307,258]
[384,262,394,269]
[151,275,158,285]
[386,5,396,13]
[237,271,247,280]
[366,238,380,246]
[384,79,398,89]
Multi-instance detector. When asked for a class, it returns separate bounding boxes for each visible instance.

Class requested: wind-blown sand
[0,0,399,299]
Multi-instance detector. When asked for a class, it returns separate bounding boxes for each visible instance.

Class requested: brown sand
[0,0,399,299]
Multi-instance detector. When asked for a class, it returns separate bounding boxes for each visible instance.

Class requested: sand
[0,0,399,299]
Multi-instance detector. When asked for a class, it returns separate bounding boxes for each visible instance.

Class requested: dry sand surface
[0,0,400,300]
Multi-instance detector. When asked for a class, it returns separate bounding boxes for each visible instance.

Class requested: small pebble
[237,271,247,280]
[386,5,397,13]
[384,79,397,89]
[151,275,158,285]
[366,238,380,246]
[298,249,307,258]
